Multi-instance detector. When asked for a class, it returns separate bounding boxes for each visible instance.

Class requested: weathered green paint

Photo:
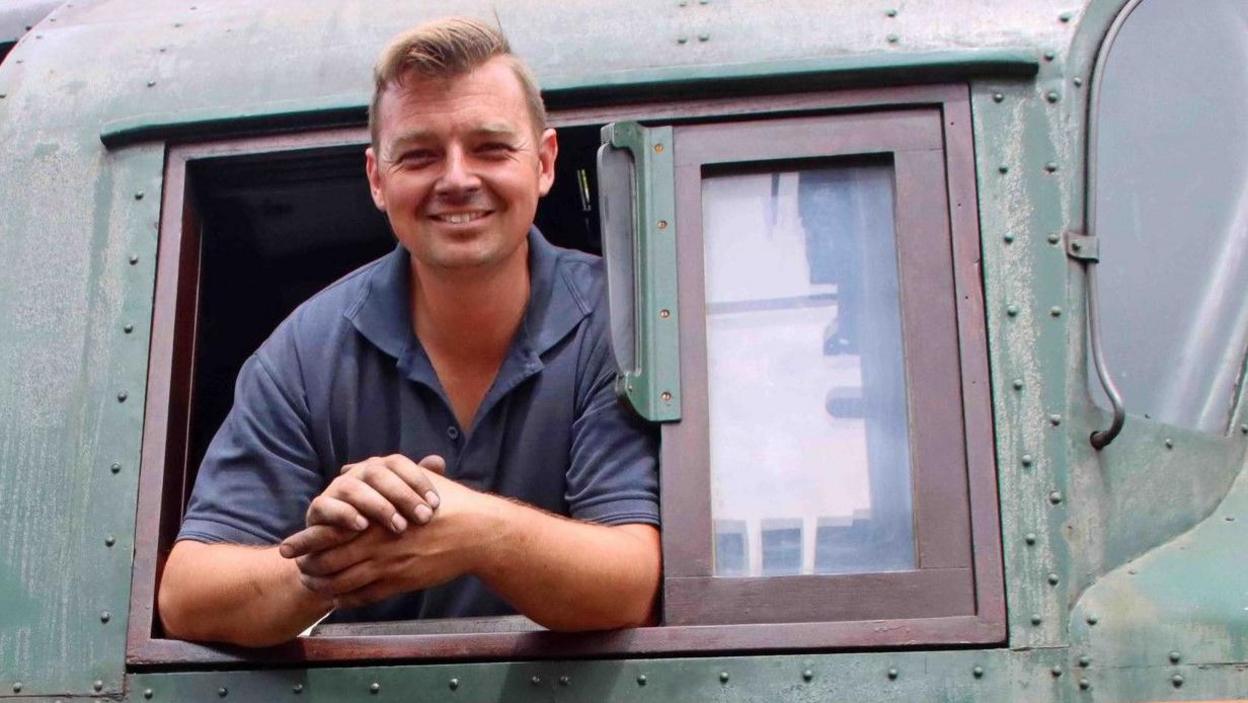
[602,122,680,423]
[1,0,1245,701]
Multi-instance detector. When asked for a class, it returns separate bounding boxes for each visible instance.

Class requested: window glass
[703,162,915,577]
[1095,0,1248,433]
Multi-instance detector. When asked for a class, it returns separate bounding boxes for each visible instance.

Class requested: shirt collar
[346,227,591,371]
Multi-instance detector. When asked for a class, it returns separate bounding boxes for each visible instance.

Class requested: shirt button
[447,426,460,441]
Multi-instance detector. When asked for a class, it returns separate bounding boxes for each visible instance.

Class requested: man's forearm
[159,540,333,647]
[470,496,661,631]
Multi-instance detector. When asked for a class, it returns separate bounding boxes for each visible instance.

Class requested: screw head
[661,391,673,402]
[657,220,668,230]
[887,668,899,680]
[659,309,670,319]
[653,143,664,154]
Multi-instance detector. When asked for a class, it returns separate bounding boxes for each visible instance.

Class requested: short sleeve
[178,343,324,546]
[564,307,660,527]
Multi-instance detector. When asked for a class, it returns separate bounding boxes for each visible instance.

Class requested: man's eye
[478,143,514,156]
[397,151,436,166]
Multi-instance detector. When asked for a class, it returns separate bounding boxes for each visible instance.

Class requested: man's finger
[360,461,436,525]
[279,524,357,559]
[328,474,409,533]
[382,455,442,514]
[333,579,398,610]
[418,454,446,475]
[299,558,379,596]
[305,496,370,532]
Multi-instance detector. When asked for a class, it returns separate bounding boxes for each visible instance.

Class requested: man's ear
[364,146,387,211]
[536,128,558,197]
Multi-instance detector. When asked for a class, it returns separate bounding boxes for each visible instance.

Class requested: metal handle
[597,122,681,422]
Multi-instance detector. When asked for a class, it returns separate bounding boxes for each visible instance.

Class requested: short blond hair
[368,17,547,148]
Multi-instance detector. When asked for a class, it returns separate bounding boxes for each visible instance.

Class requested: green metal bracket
[1065,232,1099,262]
[599,121,681,422]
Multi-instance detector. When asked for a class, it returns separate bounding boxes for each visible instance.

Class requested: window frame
[127,83,1001,669]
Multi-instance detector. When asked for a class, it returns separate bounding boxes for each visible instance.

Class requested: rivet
[12,683,21,693]
[1171,674,1183,688]
[369,682,380,694]
[1059,11,1073,22]
[559,676,570,687]
[1012,379,1024,390]
[657,220,668,230]
[886,34,899,44]
[1226,515,1235,522]
[1043,51,1056,61]
[124,324,134,334]
[1168,651,1181,664]
[1049,491,1063,505]
[448,678,459,691]
[292,684,303,694]
[719,671,729,683]
[1049,414,1062,426]
[1007,304,1019,317]
[100,609,111,623]
[1031,614,1043,626]
[653,143,664,154]
[159,47,167,52]
[1025,532,1037,545]
[1047,232,1061,244]
[135,191,145,200]
[661,391,672,402]
[1051,666,1063,677]
[1050,306,1062,317]
[218,687,228,697]
[1047,572,1060,585]
[117,391,128,402]
[111,462,121,474]
[94,681,104,692]
[992,92,1004,103]
[887,668,899,680]
[885,8,897,17]
[676,36,688,44]
[998,165,1009,174]
[144,688,154,699]
[1240,424,1247,435]
[1003,233,1015,244]
[1045,162,1058,173]
[699,0,708,4]
[129,254,140,265]
[1073,77,1084,87]
[1079,678,1090,690]
[972,666,984,679]
[1021,454,1034,467]
[1046,91,1060,103]
[659,309,670,319]
[637,674,647,686]
[1086,614,1098,625]
[1071,240,1082,251]
[697,33,710,42]
[0,94,6,99]
[1078,656,1091,668]
[1164,438,1174,449]
[802,669,813,682]
[530,676,542,686]
[174,22,182,28]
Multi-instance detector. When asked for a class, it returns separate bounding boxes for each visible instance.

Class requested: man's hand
[278,454,445,559]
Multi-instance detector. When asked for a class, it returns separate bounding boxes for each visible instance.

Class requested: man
[158,18,661,647]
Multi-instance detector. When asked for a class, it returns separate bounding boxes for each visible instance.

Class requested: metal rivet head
[1047,572,1060,585]
[1059,11,1073,22]
[887,668,899,680]
[12,683,21,693]
[105,534,116,546]
[1031,614,1043,626]
[972,666,984,679]
[1168,651,1181,664]
[1021,454,1034,467]
[1003,233,1015,244]
[448,678,459,691]
[1049,414,1062,426]
[992,92,1004,103]
[1046,91,1060,103]
[659,309,670,319]
[144,688,154,699]
[124,324,134,334]
[369,682,380,694]
[637,674,647,686]
[530,676,542,686]
[1024,532,1037,545]
[146,80,156,87]
[117,391,128,402]
[1086,614,1098,625]
[661,391,672,402]
[1073,77,1084,87]
[559,676,570,687]
[886,34,899,44]
[676,36,688,44]
[129,254,140,265]
[1049,491,1063,505]
[94,681,104,692]
[1079,678,1091,690]
[719,672,730,683]
[1171,674,1183,688]
[1240,424,1247,435]
[1043,51,1056,61]
[998,165,1009,174]
[110,462,121,474]
[1012,379,1024,390]
[1071,240,1082,251]
[1045,162,1058,173]
[135,191,145,200]
[697,33,710,42]
[1006,304,1019,317]
[1050,306,1062,317]
[1051,666,1063,677]
[292,684,303,694]
[1164,438,1174,449]
[657,220,668,230]
[802,669,813,682]
[885,8,897,17]
[653,144,664,154]
[1047,232,1061,244]
[1078,656,1091,668]
[218,687,228,697]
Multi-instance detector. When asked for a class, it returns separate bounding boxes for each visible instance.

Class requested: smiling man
[157,18,661,647]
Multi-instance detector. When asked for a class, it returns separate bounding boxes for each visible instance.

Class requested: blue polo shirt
[178,229,659,621]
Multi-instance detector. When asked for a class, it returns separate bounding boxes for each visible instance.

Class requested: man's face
[365,57,557,273]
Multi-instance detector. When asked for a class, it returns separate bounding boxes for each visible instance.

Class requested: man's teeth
[441,212,486,224]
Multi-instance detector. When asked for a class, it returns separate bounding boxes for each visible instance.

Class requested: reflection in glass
[704,161,915,577]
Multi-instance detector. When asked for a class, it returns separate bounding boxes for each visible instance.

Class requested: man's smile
[430,210,492,225]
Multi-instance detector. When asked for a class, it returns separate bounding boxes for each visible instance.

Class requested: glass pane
[704,161,915,577]
[1094,0,1248,433]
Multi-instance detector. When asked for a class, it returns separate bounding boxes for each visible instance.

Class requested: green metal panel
[600,122,680,423]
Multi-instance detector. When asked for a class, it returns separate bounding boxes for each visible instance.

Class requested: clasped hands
[278,454,482,610]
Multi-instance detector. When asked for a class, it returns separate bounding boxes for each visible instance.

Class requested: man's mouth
[431,210,491,224]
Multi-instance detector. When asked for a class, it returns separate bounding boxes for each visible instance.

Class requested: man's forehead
[389,122,521,145]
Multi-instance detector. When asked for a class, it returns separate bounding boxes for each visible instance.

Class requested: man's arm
[158,541,332,647]
[283,466,661,631]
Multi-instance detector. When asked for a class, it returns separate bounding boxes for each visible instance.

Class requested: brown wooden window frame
[127,83,1000,669]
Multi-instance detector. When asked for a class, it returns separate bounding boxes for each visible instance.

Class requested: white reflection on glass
[704,162,915,577]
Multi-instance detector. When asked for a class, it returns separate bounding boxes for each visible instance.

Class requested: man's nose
[435,147,481,198]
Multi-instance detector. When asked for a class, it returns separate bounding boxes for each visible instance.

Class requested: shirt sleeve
[564,302,660,527]
[178,337,324,546]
